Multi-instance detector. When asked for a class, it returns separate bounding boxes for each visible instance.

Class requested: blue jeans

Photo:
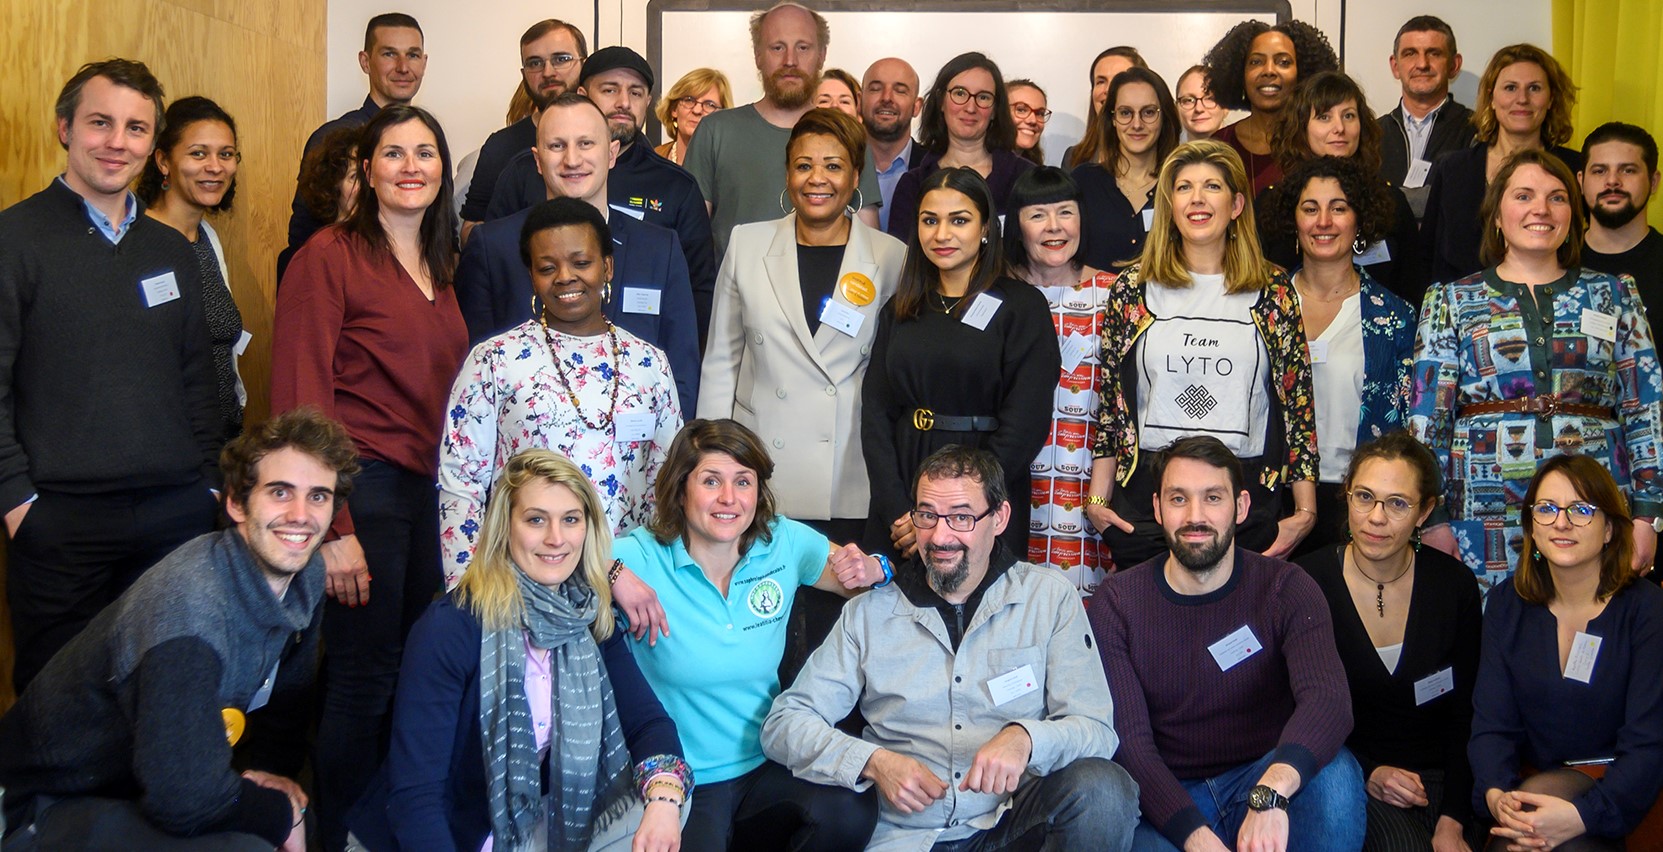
[1131,748,1364,851]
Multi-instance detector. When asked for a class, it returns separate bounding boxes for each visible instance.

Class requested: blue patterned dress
[1409,268,1663,592]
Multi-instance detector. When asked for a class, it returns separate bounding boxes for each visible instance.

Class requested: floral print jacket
[1093,262,1319,488]
[1354,268,1417,446]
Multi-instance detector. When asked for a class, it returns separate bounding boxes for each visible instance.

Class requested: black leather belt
[910,408,999,432]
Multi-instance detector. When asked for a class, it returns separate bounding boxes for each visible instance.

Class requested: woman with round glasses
[1470,455,1663,850]
[1175,65,1226,141]
[885,52,1035,244]
[1297,432,1482,852]
[1007,79,1050,166]
[1071,67,1180,271]
[1409,149,1663,593]
[655,68,732,166]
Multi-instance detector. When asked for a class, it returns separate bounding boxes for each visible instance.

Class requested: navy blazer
[453,204,700,413]
[347,596,684,852]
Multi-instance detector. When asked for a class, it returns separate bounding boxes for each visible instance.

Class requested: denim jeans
[931,758,1140,852]
[1131,748,1365,851]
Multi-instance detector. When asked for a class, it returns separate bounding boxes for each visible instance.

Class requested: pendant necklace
[1349,546,1414,617]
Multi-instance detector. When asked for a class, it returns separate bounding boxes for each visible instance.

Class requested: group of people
[3,2,1663,852]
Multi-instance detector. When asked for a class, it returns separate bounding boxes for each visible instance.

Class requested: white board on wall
[653,5,1292,165]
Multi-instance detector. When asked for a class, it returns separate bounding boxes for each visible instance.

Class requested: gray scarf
[480,567,632,851]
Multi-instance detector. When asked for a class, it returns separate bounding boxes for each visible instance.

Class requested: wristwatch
[1246,784,1290,812]
[1641,516,1663,533]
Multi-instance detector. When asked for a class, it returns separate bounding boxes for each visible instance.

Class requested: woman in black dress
[1296,432,1482,851]
[862,167,1060,558]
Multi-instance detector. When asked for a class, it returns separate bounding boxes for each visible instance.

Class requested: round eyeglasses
[947,87,996,109]
[1346,489,1419,521]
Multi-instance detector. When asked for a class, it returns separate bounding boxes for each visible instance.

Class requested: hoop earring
[845,187,866,218]
[603,280,613,306]
[779,189,794,215]
[1353,236,1369,255]
[531,294,543,319]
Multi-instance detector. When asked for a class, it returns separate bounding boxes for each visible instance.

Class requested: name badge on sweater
[1413,667,1455,705]
[622,287,661,315]
[961,293,1002,331]
[248,658,280,712]
[140,271,180,307]
[615,411,654,444]
[1142,208,1155,231]
[1564,632,1602,683]
[1580,310,1617,343]
[234,330,253,357]
[987,664,1038,705]
[1208,624,1262,671]
[1404,159,1432,189]
[1060,333,1094,373]
[1355,241,1391,266]
[820,300,864,337]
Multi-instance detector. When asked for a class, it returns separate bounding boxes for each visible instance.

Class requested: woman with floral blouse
[1410,149,1663,594]
[439,198,682,590]
[1085,139,1320,569]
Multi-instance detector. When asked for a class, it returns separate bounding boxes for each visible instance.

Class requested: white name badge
[140,271,180,307]
[1413,667,1456,705]
[1580,309,1618,343]
[614,411,654,444]
[1141,208,1155,231]
[1207,624,1263,672]
[1307,339,1329,364]
[819,299,865,337]
[622,287,661,315]
[986,664,1039,706]
[961,293,1002,331]
[1564,631,1603,683]
[1059,332,1094,373]
[608,203,646,221]
[247,658,280,713]
[1404,158,1433,189]
[233,329,253,356]
[1355,240,1392,266]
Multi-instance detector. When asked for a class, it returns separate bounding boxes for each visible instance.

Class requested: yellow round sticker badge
[222,707,246,746]
[839,272,875,307]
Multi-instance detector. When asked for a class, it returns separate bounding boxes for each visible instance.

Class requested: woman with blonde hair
[1086,138,1320,568]
[656,68,732,166]
[350,449,692,852]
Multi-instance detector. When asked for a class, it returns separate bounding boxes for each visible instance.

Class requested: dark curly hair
[221,406,360,516]
[297,125,360,224]
[1270,71,1384,176]
[918,52,1016,154]
[1203,19,1339,112]
[1266,155,1395,246]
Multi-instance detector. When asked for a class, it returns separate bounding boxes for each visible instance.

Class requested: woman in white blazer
[699,108,907,545]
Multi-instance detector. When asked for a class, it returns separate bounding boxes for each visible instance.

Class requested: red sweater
[272,226,468,537]
[1088,548,1352,846]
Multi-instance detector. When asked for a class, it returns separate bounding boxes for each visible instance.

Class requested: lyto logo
[747,577,785,619]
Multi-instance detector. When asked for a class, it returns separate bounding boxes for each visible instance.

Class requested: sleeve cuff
[1268,743,1320,791]
[834,739,883,792]
[1160,804,1208,848]
[228,777,295,846]
[1012,720,1057,774]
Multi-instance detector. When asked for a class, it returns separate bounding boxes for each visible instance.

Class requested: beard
[1166,522,1235,574]
[864,108,910,144]
[924,543,972,595]
[526,79,565,111]
[608,114,640,144]
[762,68,816,109]
[1591,193,1647,230]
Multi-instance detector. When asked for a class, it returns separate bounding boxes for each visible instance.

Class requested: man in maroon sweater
[1089,436,1364,851]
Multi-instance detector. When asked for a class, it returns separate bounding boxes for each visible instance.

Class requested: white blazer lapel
[763,214,835,377]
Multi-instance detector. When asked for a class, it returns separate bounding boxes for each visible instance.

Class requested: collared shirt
[59,176,136,244]
[1399,96,1448,167]
[873,141,914,231]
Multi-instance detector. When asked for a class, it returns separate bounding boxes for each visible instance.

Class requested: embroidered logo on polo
[747,577,785,619]
[1176,385,1217,419]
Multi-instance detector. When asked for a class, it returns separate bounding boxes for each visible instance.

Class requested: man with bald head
[684,1,881,262]
[860,58,923,231]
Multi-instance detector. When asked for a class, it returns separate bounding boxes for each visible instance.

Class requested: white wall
[326,0,1551,171]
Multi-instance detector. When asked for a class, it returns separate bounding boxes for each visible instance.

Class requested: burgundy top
[1213,121,1282,196]
[272,226,468,537]
[1088,547,1352,846]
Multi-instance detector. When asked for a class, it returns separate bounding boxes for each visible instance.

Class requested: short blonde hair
[1138,139,1273,293]
[655,67,733,141]
[455,449,616,638]
[1472,44,1579,147]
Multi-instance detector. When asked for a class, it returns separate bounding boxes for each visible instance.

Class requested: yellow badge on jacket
[838,272,875,306]
[223,707,246,746]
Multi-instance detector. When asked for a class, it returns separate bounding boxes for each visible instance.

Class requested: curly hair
[1203,19,1338,112]
[297,126,359,224]
[1472,43,1579,147]
[918,52,1016,154]
[1266,155,1395,246]
[1270,71,1384,176]
[221,406,360,516]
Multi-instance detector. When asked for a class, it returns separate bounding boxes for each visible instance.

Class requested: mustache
[1177,524,1216,536]
[925,542,967,555]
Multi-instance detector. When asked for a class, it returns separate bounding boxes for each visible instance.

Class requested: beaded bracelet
[607,559,625,586]
[647,794,685,810]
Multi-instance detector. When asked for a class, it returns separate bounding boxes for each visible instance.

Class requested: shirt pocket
[984,645,1047,719]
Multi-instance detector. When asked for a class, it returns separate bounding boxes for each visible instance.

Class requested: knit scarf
[480,567,632,851]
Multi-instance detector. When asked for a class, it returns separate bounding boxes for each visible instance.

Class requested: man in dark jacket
[1378,15,1475,221]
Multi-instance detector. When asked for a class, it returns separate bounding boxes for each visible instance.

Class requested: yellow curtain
[1553,0,1663,228]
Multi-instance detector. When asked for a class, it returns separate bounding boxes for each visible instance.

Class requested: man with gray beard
[763,445,1137,852]
[1088,435,1361,852]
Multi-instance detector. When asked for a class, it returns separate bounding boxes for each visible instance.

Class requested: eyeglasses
[1177,95,1219,110]
[1011,103,1053,121]
[677,96,722,114]
[1529,500,1601,527]
[1113,106,1162,125]
[1346,488,1419,520]
[947,87,996,109]
[523,52,578,73]
[910,507,995,532]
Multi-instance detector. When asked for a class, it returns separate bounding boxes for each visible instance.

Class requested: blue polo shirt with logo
[612,519,829,783]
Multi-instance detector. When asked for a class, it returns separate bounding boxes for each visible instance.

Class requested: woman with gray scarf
[347,449,693,851]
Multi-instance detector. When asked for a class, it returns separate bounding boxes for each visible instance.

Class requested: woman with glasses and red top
[885,52,1035,245]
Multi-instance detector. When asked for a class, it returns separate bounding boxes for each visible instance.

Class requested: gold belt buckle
[913,408,934,431]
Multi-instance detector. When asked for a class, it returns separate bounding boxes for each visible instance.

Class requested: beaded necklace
[539,315,622,431]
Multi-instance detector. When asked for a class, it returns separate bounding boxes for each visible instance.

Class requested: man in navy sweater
[1089,436,1364,851]
[0,58,223,692]
[0,408,359,852]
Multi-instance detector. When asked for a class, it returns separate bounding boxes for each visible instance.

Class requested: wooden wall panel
[0,0,325,712]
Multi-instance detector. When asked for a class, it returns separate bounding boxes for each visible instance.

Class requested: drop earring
[1353,236,1369,255]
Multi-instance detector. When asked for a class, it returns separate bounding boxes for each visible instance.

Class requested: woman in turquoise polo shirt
[612,418,885,851]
